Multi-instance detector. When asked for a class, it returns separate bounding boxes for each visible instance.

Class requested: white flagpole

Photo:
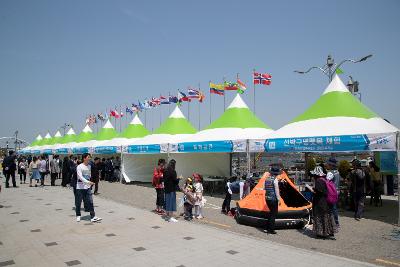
[198,82,201,130]
[209,81,212,124]
[253,68,256,115]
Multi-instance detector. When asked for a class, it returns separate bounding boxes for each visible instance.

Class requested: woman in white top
[29,156,41,187]
[18,158,28,184]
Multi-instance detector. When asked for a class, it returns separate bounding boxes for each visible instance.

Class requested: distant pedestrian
[105,158,113,182]
[350,159,367,220]
[263,165,282,234]
[18,158,28,184]
[368,160,381,206]
[193,173,204,219]
[38,155,47,186]
[2,151,17,188]
[326,158,340,230]
[163,159,179,222]
[100,158,106,181]
[152,158,166,214]
[91,157,100,195]
[75,153,101,223]
[182,178,195,221]
[28,156,41,187]
[311,166,335,239]
[61,155,72,187]
[50,155,60,186]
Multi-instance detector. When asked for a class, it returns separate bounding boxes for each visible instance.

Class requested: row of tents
[20,75,399,182]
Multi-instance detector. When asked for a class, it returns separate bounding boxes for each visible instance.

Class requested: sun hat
[310,166,326,177]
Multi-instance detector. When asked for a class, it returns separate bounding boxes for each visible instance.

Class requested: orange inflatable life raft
[235,172,312,229]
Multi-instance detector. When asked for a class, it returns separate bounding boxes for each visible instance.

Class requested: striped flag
[209,82,225,96]
[237,79,247,94]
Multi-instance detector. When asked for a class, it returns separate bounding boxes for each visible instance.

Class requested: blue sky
[0,0,399,144]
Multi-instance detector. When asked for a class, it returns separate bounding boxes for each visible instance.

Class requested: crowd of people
[1,150,384,239]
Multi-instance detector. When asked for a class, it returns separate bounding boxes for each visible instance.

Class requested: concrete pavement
[0,183,379,267]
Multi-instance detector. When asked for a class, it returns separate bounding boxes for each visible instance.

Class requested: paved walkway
[0,185,378,267]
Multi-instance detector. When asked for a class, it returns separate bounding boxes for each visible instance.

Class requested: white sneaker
[76,216,81,222]
[168,217,178,223]
[91,216,102,223]
[197,215,203,219]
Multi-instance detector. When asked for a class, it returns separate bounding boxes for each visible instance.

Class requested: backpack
[325,179,338,205]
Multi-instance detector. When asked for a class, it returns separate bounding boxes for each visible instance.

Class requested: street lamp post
[294,54,372,83]
[60,123,72,135]
[14,130,18,152]
[347,76,362,101]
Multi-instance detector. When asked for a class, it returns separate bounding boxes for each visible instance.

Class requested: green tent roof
[48,131,63,145]
[154,106,197,134]
[60,128,77,144]
[291,75,377,123]
[96,120,119,140]
[40,133,53,146]
[30,134,43,146]
[206,94,271,129]
[76,125,96,143]
[121,115,150,138]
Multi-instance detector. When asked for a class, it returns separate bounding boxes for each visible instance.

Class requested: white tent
[123,106,197,182]
[265,75,399,152]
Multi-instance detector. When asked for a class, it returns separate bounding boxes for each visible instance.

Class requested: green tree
[338,160,351,178]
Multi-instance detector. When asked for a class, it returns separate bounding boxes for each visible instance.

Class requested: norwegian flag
[253,72,272,85]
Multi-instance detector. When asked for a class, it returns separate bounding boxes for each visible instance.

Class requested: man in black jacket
[3,151,17,188]
[91,157,100,195]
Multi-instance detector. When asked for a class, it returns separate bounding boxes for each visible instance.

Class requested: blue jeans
[330,204,339,226]
[75,189,95,218]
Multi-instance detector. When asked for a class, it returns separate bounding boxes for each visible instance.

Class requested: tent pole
[397,131,400,226]
[246,139,251,177]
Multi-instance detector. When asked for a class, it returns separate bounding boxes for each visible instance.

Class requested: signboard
[378,151,398,174]
[265,133,397,153]
[126,144,161,154]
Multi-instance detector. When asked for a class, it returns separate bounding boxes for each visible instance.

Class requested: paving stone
[36,199,42,201]
[127,217,135,220]
[10,212,19,214]
[105,233,116,237]
[31,229,41,232]
[226,250,239,255]
[45,203,52,206]
[45,242,58,247]
[183,236,194,240]
[108,211,114,213]
[84,223,94,226]
[19,219,29,222]
[0,241,3,245]
[0,260,15,266]
[152,226,160,229]
[133,247,146,251]
[65,260,81,266]
[56,209,63,211]
[176,265,185,267]
[3,205,12,208]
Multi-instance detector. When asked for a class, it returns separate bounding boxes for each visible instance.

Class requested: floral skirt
[313,212,335,237]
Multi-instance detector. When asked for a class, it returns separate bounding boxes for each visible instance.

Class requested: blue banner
[126,144,161,154]
[72,147,90,154]
[265,135,370,152]
[178,141,233,153]
[55,148,69,154]
[94,146,118,154]
[31,149,41,154]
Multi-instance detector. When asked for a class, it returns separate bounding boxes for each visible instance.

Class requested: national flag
[209,82,225,95]
[224,81,239,91]
[253,72,272,85]
[178,90,191,102]
[237,79,247,94]
[151,97,161,106]
[188,87,200,99]
[169,95,179,103]
[143,100,151,109]
[160,96,170,104]
[103,111,109,120]
[131,103,140,113]
[198,91,205,103]
[335,68,344,74]
[109,110,118,118]
[126,106,133,115]
[138,101,145,111]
